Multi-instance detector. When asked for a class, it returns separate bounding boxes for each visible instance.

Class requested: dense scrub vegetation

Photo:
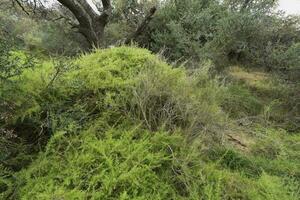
[1,0,300,199]
[1,47,299,199]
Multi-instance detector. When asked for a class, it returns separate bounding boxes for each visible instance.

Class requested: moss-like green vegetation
[1,47,299,199]
[18,127,190,199]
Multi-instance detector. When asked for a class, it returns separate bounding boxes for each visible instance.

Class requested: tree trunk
[16,0,157,48]
[57,0,156,47]
[57,0,111,47]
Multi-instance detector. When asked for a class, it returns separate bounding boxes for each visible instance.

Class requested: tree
[57,0,112,47]
[13,0,157,47]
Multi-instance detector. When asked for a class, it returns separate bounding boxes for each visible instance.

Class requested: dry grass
[227,66,270,88]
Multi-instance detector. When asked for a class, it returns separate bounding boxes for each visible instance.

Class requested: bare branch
[14,0,30,15]
[124,6,157,45]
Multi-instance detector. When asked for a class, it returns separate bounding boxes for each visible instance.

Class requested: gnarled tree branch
[13,0,157,48]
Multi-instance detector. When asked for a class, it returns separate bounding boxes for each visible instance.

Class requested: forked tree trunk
[57,0,156,47]
[57,0,111,47]
[15,0,157,47]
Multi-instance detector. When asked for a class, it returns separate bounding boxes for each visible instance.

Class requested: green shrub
[141,0,300,70]
[14,123,205,199]
[0,46,227,199]
[249,127,300,181]
[0,40,34,80]
[0,165,15,199]
[0,46,224,175]
[206,147,262,178]
[2,123,206,199]
[144,0,223,64]
[222,84,263,118]
[130,60,225,134]
[2,47,225,141]
[247,173,299,200]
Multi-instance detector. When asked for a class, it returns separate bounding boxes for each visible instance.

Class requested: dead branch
[124,6,157,45]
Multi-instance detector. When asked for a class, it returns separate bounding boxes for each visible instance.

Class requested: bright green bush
[1,46,224,174]
[0,40,34,80]
[3,47,224,139]
[0,46,226,199]
[16,125,200,199]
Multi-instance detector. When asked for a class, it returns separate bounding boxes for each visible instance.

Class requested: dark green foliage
[141,0,222,63]
[137,0,300,70]
[0,165,15,199]
[22,20,87,55]
[3,0,299,70]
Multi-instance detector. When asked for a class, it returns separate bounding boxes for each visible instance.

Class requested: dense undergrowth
[1,47,299,199]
